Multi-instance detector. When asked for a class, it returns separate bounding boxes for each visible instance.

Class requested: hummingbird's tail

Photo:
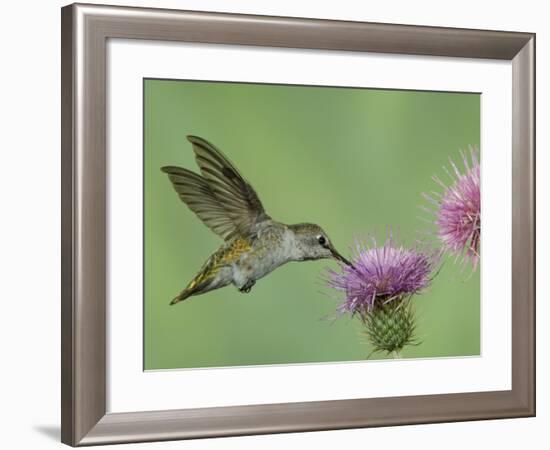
[169,275,216,305]
[169,288,194,305]
[169,250,228,305]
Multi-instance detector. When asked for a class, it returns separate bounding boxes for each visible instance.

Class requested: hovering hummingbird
[161,135,353,305]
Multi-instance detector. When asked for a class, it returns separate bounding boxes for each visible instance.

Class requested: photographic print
[144,79,480,370]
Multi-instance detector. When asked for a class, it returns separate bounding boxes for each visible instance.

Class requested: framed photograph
[61,3,535,446]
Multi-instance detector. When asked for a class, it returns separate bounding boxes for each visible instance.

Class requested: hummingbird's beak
[330,246,354,268]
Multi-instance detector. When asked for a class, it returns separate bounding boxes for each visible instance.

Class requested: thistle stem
[392,350,402,359]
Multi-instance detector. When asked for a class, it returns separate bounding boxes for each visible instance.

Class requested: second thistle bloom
[423,147,480,268]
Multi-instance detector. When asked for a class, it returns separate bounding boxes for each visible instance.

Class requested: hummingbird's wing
[161,136,270,240]
[161,166,242,239]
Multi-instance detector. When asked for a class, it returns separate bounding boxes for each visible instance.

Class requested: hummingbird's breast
[230,223,296,287]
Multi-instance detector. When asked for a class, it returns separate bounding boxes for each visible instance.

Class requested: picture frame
[61,3,535,446]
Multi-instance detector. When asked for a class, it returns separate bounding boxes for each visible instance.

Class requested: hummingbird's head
[289,223,353,267]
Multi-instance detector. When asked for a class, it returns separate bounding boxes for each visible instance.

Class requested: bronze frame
[61,3,535,446]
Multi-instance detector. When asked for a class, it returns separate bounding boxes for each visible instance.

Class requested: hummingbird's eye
[317,235,327,246]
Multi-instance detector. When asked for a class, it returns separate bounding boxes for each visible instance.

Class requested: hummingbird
[161,135,353,305]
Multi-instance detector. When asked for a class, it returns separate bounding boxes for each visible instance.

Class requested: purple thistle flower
[422,147,480,269]
[326,236,440,319]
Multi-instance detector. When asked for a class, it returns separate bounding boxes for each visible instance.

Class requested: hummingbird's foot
[239,280,256,294]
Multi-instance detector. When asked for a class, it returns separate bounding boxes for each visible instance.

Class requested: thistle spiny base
[362,297,417,357]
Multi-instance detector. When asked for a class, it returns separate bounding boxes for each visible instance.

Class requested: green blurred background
[144,79,480,370]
